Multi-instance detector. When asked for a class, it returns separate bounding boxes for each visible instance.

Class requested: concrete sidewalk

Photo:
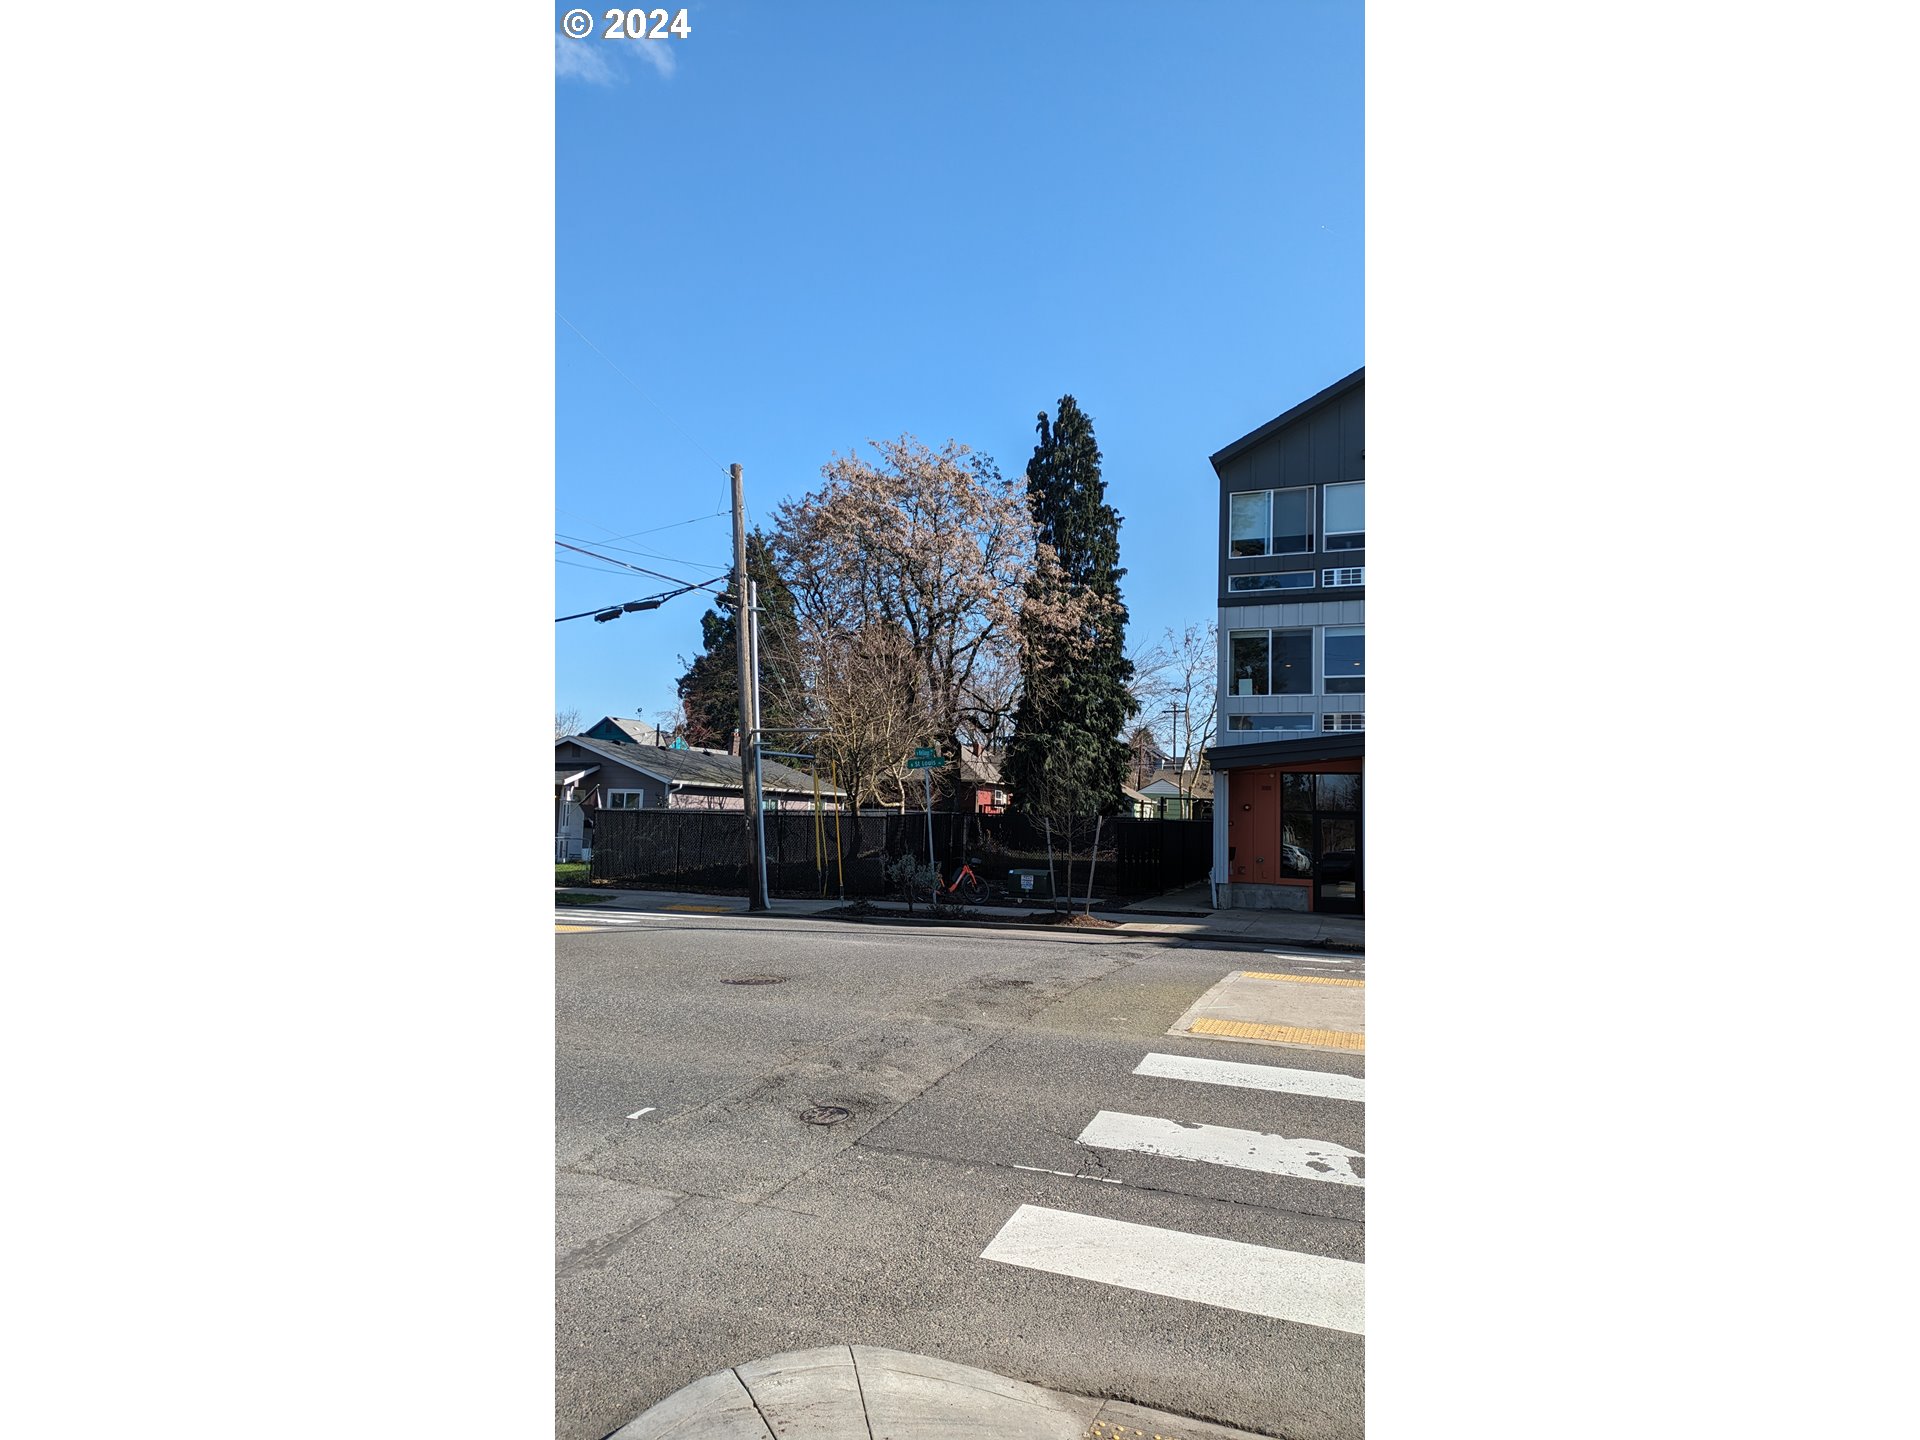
[556,885,1363,953]
[608,1346,1273,1440]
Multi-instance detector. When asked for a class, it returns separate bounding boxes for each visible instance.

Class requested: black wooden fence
[586,808,1212,900]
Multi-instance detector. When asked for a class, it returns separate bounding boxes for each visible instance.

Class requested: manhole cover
[720,975,788,985]
[800,1105,851,1126]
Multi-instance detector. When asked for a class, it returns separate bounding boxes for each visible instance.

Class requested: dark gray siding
[1214,376,1364,610]
[554,740,667,808]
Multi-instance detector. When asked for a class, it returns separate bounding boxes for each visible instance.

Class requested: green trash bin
[1007,867,1054,902]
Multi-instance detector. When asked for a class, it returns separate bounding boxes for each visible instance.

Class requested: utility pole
[748,578,769,908]
[731,463,768,910]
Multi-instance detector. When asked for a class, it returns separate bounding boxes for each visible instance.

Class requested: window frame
[1228,570,1316,594]
[605,789,649,810]
[1228,629,1271,696]
[1323,626,1365,695]
[1323,481,1365,552]
[1226,486,1316,559]
[1227,713,1316,733]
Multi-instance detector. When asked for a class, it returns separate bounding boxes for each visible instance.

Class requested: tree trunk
[1044,817,1059,914]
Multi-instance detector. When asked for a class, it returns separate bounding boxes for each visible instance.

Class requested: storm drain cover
[800,1105,851,1126]
[720,974,787,985]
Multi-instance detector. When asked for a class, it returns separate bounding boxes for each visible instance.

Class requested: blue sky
[556,0,1363,736]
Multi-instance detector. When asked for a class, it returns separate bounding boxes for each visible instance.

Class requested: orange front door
[1226,768,1280,883]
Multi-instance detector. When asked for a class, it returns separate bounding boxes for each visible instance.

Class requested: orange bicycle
[940,857,991,904]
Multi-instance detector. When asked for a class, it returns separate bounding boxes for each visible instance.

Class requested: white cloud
[555,34,619,86]
[554,33,678,85]
[634,40,677,79]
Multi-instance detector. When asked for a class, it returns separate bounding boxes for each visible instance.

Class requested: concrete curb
[605,1346,1275,1440]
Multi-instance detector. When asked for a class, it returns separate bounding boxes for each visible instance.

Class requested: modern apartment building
[1206,367,1365,914]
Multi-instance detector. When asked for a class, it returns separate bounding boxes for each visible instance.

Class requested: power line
[554,531,718,569]
[555,573,729,624]
[553,539,703,589]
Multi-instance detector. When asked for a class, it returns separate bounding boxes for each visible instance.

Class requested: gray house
[1207,367,1365,914]
[555,732,844,861]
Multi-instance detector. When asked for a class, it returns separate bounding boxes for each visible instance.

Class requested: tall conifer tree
[1005,396,1136,823]
[674,531,801,749]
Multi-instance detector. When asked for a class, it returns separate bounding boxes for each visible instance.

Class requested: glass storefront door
[1312,815,1361,914]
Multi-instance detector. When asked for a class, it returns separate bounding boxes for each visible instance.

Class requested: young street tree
[1003,396,1137,908]
[673,531,801,750]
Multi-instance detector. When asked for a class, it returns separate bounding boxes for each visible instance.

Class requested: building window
[1272,629,1313,694]
[606,790,648,809]
[1228,714,1315,732]
[1323,481,1364,551]
[1229,493,1268,558]
[1324,626,1365,694]
[1227,487,1314,558]
[1230,629,1311,695]
[1229,631,1269,695]
[1322,713,1366,732]
[1228,571,1315,593]
[1321,567,1365,588]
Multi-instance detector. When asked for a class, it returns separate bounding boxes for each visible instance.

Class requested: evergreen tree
[1005,396,1136,825]
[674,531,801,749]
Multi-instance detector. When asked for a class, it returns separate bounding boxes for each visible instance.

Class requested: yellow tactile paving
[554,924,595,933]
[665,904,730,913]
[1190,1017,1366,1051]
[1239,971,1365,988]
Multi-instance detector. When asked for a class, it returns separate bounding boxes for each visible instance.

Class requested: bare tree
[774,436,1085,764]
[555,707,583,739]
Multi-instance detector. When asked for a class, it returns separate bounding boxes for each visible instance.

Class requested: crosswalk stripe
[1077,1111,1363,1186]
[1133,1052,1364,1103]
[981,1204,1364,1333]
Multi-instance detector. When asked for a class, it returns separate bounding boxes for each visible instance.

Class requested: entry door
[1313,814,1362,914]
[1226,770,1279,884]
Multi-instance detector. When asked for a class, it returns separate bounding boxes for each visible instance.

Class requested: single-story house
[1138,765,1214,820]
[555,733,845,861]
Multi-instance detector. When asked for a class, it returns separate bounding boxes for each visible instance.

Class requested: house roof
[557,734,844,796]
[595,717,657,745]
[1140,767,1215,799]
[959,751,1004,786]
[1208,366,1365,471]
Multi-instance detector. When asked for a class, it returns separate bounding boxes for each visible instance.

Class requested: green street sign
[906,756,943,769]
[911,747,939,759]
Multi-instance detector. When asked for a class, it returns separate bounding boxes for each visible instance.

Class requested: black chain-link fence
[586,808,1211,900]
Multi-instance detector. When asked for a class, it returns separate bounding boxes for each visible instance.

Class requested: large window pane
[1272,629,1313,695]
[1271,487,1313,554]
[1228,713,1313,732]
[1325,626,1365,694]
[1229,492,1268,557]
[1228,571,1315,593]
[1316,773,1361,812]
[1229,631,1270,696]
[1324,481,1364,550]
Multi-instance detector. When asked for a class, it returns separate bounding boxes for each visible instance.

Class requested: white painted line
[1077,1111,1363,1186]
[981,1204,1364,1333]
[626,1108,655,1119]
[1011,1163,1123,1185]
[1134,1052,1364,1103]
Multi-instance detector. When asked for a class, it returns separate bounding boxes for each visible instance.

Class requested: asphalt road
[556,910,1365,1440]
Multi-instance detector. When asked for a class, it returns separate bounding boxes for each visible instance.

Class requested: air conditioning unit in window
[1322,567,1365,587]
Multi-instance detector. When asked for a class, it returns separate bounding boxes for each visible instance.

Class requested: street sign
[906,756,943,769]
[911,747,939,760]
